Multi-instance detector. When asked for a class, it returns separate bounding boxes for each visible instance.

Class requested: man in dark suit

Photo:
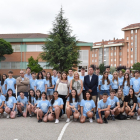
[84,67,98,104]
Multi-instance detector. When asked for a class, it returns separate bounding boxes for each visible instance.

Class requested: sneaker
[112,116,115,121]
[38,119,42,123]
[107,116,111,120]
[137,115,140,121]
[89,118,93,123]
[29,114,32,117]
[55,119,59,124]
[103,117,108,123]
[127,115,131,119]
[66,118,70,123]
[61,114,64,119]
[3,112,7,117]
[7,114,10,119]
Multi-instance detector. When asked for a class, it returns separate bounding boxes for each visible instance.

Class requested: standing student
[125,88,137,118]
[29,72,37,90]
[66,89,80,123]
[80,67,86,98]
[46,72,54,100]
[24,67,32,80]
[17,92,28,117]
[70,71,83,102]
[42,70,46,79]
[0,88,5,116]
[55,72,69,118]
[80,91,95,123]
[122,73,131,96]
[118,70,124,88]
[108,89,120,121]
[5,71,16,97]
[4,89,17,119]
[49,91,63,124]
[96,93,111,124]
[55,71,61,91]
[34,72,47,94]
[130,70,140,97]
[106,66,113,81]
[111,71,119,93]
[37,92,52,123]
[99,71,111,99]
[125,69,133,79]
[52,69,58,91]
[16,70,30,97]
[67,69,73,93]
[1,74,7,96]
[34,90,41,114]
[27,89,36,117]
[116,88,125,114]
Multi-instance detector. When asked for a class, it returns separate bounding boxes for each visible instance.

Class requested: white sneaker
[7,114,10,119]
[61,114,64,119]
[89,118,93,123]
[55,119,59,124]
[3,112,7,118]
[66,118,70,123]
[137,115,140,121]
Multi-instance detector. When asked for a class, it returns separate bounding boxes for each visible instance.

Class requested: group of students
[0,66,140,124]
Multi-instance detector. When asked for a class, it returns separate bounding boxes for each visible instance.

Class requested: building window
[131,55,133,58]
[120,47,122,50]
[96,49,98,51]
[95,59,97,62]
[120,58,122,61]
[131,60,133,64]
[78,50,88,65]
[104,48,106,51]
[131,42,133,46]
[0,62,20,69]
[111,64,113,66]
[131,36,133,40]
[111,47,113,50]
[126,37,129,40]
[120,64,121,66]
[95,54,97,57]
[127,61,129,64]
[26,45,45,52]
[114,52,116,56]
[119,52,122,55]
[135,30,137,33]
[92,60,94,62]
[127,49,129,52]
[131,48,133,51]
[114,59,116,61]
[12,45,20,52]
[111,53,113,56]
[111,59,113,62]
[131,30,133,34]
[114,64,116,67]
[92,54,94,57]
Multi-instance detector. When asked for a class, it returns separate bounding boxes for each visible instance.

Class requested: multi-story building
[0,33,93,76]
[91,23,140,68]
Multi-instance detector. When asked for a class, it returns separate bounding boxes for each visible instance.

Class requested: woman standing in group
[66,89,80,123]
[55,72,69,118]
[4,89,17,119]
[49,91,63,124]
[34,72,47,94]
[118,70,124,88]
[70,71,83,102]
[111,71,119,93]
[46,72,54,100]
[1,74,7,96]
[122,73,131,96]
[0,88,5,116]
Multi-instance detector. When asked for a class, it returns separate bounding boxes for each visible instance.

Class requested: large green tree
[132,62,140,71]
[27,56,43,73]
[0,38,13,61]
[40,8,80,72]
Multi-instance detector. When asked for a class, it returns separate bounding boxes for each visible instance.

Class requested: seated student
[125,88,137,118]
[108,89,120,121]
[4,89,17,119]
[80,91,95,123]
[66,89,80,123]
[96,93,111,124]
[0,88,5,117]
[27,89,36,117]
[48,91,63,124]
[116,88,125,114]
[34,90,42,114]
[137,94,140,121]
[17,92,28,117]
[37,92,52,123]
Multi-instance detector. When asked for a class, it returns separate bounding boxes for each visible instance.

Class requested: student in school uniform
[0,88,5,117]
[34,90,41,114]
[111,71,119,93]
[29,72,37,90]
[1,74,7,97]
[52,69,58,91]
[67,69,73,94]
[24,67,32,80]
[118,70,124,88]
[106,65,113,81]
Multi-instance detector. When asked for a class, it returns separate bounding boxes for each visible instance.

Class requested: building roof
[122,23,140,31]
[0,33,49,39]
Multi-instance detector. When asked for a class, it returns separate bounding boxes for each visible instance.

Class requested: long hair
[84,91,92,100]
[69,89,79,103]
[51,91,58,105]
[37,72,44,79]
[6,89,14,101]
[128,88,135,103]
[102,71,110,85]
[112,71,118,85]
[46,72,52,87]
[35,90,41,100]
[28,89,35,103]
[123,73,130,87]
[41,92,47,99]
[73,71,80,80]
[61,72,67,80]
[1,74,7,85]
[116,88,124,101]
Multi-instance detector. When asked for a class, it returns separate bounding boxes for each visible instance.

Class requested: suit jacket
[84,74,98,96]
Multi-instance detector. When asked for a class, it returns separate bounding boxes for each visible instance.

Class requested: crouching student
[108,89,120,121]
[34,90,41,114]
[48,91,63,124]
[17,92,28,117]
[125,88,137,118]
[0,88,5,117]
[37,92,51,123]
[66,89,80,123]
[96,93,111,124]
[4,89,17,119]
[80,91,95,123]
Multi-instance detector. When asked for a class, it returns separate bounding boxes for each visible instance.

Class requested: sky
[0,0,140,42]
